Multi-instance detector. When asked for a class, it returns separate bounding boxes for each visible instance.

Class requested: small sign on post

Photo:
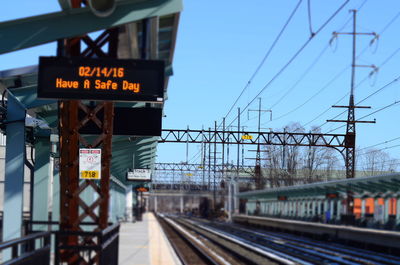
[79,148,102,179]
[126,169,151,181]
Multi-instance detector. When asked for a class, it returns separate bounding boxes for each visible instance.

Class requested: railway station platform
[119,212,181,265]
[233,214,400,250]
[240,173,400,229]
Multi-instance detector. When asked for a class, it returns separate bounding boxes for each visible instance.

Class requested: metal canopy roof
[239,173,400,200]
[0,0,182,55]
[0,0,182,185]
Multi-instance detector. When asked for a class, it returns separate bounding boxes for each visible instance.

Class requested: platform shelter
[240,173,400,229]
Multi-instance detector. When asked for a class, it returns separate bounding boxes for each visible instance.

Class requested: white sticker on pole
[79,148,101,179]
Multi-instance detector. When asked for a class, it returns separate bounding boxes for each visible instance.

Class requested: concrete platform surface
[118,212,181,265]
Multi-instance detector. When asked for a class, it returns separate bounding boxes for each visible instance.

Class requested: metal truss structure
[154,162,254,173]
[58,2,117,264]
[157,129,355,192]
[151,172,224,192]
[152,163,334,192]
[152,163,255,191]
[159,129,347,150]
[152,168,226,191]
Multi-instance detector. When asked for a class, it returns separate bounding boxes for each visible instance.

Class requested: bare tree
[263,145,284,187]
[262,122,345,187]
[301,126,337,183]
[284,122,304,182]
[359,148,394,176]
[322,148,340,180]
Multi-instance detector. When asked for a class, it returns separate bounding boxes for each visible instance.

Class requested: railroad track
[231,224,400,265]
[157,214,283,265]
[157,214,222,265]
[204,219,400,265]
[160,215,400,265]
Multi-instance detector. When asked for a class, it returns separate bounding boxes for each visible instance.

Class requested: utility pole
[236,108,240,214]
[327,9,376,219]
[202,126,206,189]
[213,121,217,210]
[222,118,225,180]
[186,125,189,163]
[208,128,211,191]
[222,118,226,212]
[237,108,240,178]
[282,127,286,170]
[248,98,272,189]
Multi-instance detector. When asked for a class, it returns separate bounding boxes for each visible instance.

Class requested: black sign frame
[78,107,162,136]
[37,56,165,103]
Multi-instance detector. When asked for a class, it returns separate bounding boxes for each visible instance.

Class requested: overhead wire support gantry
[154,162,254,173]
[159,128,347,149]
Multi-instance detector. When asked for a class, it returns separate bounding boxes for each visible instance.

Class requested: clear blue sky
[2,0,400,169]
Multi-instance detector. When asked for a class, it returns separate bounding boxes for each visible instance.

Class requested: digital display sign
[37,56,165,102]
[79,107,162,136]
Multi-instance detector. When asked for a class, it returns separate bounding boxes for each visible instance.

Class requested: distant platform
[233,214,400,250]
[118,212,181,265]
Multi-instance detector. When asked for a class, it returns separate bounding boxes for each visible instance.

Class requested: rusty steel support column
[59,100,80,262]
[99,102,114,229]
[58,1,118,262]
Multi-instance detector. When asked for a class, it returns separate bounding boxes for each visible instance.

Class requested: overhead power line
[302,8,400,129]
[267,65,350,122]
[223,0,303,123]
[188,1,305,165]
[358,136,400,152]
[325,99,400,133]
[319,73,400,130]
[357,143,400,157]
[261,0,369,125]
[227,0,350,128]
[267,3,361,113]
[268,44,330,110]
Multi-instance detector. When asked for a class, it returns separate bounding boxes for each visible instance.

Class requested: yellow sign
[79,148,101,180]
[242,134,253,140]
[185,173,194,176]
[81,170,100,179]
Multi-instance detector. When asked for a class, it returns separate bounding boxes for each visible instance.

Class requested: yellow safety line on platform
[148,213,178,265]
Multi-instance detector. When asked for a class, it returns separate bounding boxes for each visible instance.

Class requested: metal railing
[54,223,119,265]
[24,220,120,265]
[0,231,50,265]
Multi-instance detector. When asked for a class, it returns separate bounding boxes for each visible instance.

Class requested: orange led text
[95,80,118,90]
[55,78,79,89]
[79,66,125,78]
[122,81,140,93]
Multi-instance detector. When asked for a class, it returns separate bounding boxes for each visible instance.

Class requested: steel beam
[32,131,51,231]
[3,92,26,256]
[51,159,60,224]
[9,85,56,109]
[0,0,183,55]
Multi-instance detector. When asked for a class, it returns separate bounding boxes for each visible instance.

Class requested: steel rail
[206,220,400,265]
[156,214,223,265]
